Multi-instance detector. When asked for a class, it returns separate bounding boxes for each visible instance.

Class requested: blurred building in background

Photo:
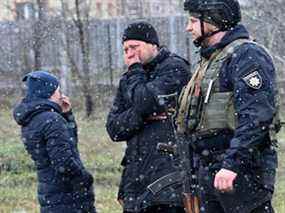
[0,0,186,21]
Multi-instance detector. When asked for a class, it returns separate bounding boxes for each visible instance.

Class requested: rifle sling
[147,171,183,195]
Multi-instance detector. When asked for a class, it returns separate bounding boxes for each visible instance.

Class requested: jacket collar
[13,98,62,126]
[143,47,170,72]
[200,24,250,59]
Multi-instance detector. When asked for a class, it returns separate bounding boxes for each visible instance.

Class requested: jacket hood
[13,98,62,126]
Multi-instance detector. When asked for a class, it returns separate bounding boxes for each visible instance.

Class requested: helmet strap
[193,14,221,47]
[201,13,205,36]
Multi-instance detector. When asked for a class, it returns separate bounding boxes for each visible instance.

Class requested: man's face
[186,16,218,46]
[186,16,202,41]
[123,40,158,65]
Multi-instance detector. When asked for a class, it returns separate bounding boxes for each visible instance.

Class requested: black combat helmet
[184,0,241,47]
[184,0,241,30]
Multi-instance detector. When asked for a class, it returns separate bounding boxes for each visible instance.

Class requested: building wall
[58,0,121,19]
[143,0,182,17]
[0,0,30,20]
[121,0,183,18]
[0,0,121,21]
[0,0,257,21]
[0,0,49,21]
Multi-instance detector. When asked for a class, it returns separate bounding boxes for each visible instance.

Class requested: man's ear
[152,44,159,51]
[206,22,219,32]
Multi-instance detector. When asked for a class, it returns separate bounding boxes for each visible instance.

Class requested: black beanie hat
[122,21,159,46]
[22,70,59,99]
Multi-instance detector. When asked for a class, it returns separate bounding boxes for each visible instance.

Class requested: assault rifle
[157,132,199,213]
[144,92,200,213]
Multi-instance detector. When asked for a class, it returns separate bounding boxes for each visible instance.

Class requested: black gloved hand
[72,170,94,191]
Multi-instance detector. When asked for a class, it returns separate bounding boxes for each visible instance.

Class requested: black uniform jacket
[106,47,190,212]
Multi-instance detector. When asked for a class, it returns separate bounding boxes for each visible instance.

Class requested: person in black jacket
[176,0,279,212]
[13,71,96,213]
[106,21,190,213]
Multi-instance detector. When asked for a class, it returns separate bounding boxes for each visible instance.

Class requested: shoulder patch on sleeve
[242,71,263,89]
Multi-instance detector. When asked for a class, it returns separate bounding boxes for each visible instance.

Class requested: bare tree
[60,0,95,117]
[33,0,48,69]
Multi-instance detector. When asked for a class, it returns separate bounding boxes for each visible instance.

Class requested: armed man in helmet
[176,0,279,212]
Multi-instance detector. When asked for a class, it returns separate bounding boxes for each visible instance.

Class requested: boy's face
[49,87,63,106]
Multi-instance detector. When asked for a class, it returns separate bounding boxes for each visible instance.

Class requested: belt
[146,112,168,121]
[188,129,233,154]
[190,129,233,141]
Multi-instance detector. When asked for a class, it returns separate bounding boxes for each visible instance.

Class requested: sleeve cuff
[127,63,144,75]
[222,159,239,174]
[62,110,75,122]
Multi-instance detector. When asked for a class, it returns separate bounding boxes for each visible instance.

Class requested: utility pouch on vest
[176,59,209,134]
[186,93,204,132]
[199,91,235,131]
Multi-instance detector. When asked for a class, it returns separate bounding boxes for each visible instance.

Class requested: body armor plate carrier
[176,38,282,138]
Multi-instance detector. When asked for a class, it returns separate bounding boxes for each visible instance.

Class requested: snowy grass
[0,108,284,213]
[274,130,285,212]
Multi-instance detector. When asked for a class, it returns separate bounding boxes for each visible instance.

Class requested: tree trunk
[33,0,47,70]
[107,23,114,88]
[33,19,42,70]
[82,82,93,117]
[76,0,94,117]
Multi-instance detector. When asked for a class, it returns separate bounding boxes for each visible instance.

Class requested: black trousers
[251,201,274,213]
[199,198,274,213]
[41,205,96,213]
[124,205,185,213]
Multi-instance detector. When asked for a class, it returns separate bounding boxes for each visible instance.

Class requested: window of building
[96,2,102,17]
[15,2,35,20]
[108,3,115,17]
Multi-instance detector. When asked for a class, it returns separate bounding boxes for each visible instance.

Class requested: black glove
[72,170,94,191]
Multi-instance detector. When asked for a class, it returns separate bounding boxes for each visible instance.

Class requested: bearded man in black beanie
[13,71,96,213]
[106,21,190,213]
